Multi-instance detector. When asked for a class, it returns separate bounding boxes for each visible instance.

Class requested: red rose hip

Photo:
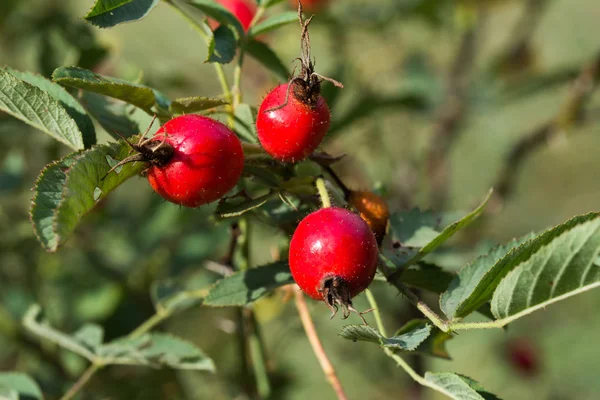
[212,0,257,32]
[146,115,244,207]
[289,207,378,320]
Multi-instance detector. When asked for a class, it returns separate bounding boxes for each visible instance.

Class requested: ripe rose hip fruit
[289,0,329,13]
[212,0,257,32]
[109,115,244,208]
[348,191,390,244]
[289,207,378,320]
[256,2,341,163]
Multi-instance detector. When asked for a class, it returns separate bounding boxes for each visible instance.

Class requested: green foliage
[248,12,298,38]
[217,191,276,218]
[234,103,259,143]
[394,319,452,359]
[169,96,228,114]
[0,68,92,150]
[204,262,293,306]
[257,0,286,8]
[339,324,431,351]
[0,373,43,400]
[423,373,500,400]
[205,24,238,64]
[245,40,289,81]
[189,0,245,38]
[84,0,160,28]
[30,140,146,252]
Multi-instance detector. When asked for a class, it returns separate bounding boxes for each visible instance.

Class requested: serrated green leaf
[204,261,293,306]
[440,234,534,319]
[401,262,455,294]
[217,191,274,218]
[189,0,245,38]
[206,25,237,64]
[30,140,146,251]
[445,213,600,320]
[169,96,228,114]
[53,67,166,113]
[490,214,600,321]
[234,103,258,143]
[245,39,289,81]
[73,324,105,350]
[248,12,298,38]
[0,373,43,400]
[389,208,443,248]
[424,373,500,400]
[395,319,452,359]
[339,324,431,351]
[6,68,96,148]
[0,68,86,150]
[84,0,160,28]
[80,92,157,138]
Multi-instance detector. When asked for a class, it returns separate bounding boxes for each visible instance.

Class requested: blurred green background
[1,0,600,399]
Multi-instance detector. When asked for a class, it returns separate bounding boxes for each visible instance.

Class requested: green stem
[60,362,102,400]
[163,0,232,104]
[247,310,271,399]
[316,178,332,208]
[365,289,387,336]
[128,309,171,339]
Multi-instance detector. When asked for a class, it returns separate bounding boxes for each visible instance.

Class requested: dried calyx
[320,276,372,325]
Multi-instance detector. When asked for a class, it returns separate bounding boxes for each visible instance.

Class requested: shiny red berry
[289,207,378,318]
[289,0,330,12]
[256,83,330,163]
[213,0,257,32]
[146,115,244,207]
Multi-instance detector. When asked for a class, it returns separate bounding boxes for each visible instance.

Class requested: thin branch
[494,51,600,202]
[316,177,332,208]
[294,289,348,400]
[60,363,101,400]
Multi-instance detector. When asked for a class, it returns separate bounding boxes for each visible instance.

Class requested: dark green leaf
[0,68,87,150]
[424,373,501,400]
[30,140,146,252]
[248,12,298,38]
[234,103,258,143]
[339,324,431,351]
[0,373,43,400]
[6,68,96,148]
[395,319,452,359]
[206,24,237,64]
[246,39,289,81]
[440,235,534,319]
[53,67,166,113]
[204,261,293,306]
[217,191,275,218]
[189,0,245,38]
[169,96,228,114]
[401,262,454,294]
[491,214,600,321]
[85,0,160,28]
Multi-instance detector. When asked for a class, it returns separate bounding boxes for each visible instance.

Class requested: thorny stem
[316,177,332,208]
[162,0,233,109]
[294,289,349,400]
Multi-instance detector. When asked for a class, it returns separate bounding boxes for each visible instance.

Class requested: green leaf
[245,40,289,81]
[73,324,105,350]
[217,191,274,218]
[169,96,228,114]
[0,68,87,150]
[490,213,600,321]
[205,24,237,64]
[80,92,157,138]
[401,263,455,294]
[52,67,166,113]
[423,373,500,400]
[30,140,146,252]
[189,0,245,38]
[204,261,293,306]
[248,12,298,38]
[257,0,286,7]
[99,333,215,371]
[5,68,96,148]
[233,103,258,143]
[84,0,160,28]
[394,320,452,359]
[0,373,43,400]
[389,208,443,248]
[339,324,431,351]
[440,235,534,319]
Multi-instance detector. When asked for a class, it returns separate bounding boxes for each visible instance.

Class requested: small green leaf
[206,25,237,64]
[85,0,160,28]
[73,324,105,350]
[0,68,87,150]
[395,320,452,359]
[169,96,228,114]
[490,213,600,321]
[424,373,500,400]
[6,68,96,148]
[389,208,443,248]
[30,140,146,252]
[217,191,274,218]
[248,12,298,38]
[339,324,431,351]
[189,0,245,38]
[0,373,43,400]
[234,103,258,143]
[53,67,166,113]
[204,261,293,306]
[245,39,289,81]
[440,235,534,319]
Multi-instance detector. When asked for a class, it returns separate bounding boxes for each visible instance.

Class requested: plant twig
[60,363,102,400]
[316,177,332,208]
[294,289,348,400]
